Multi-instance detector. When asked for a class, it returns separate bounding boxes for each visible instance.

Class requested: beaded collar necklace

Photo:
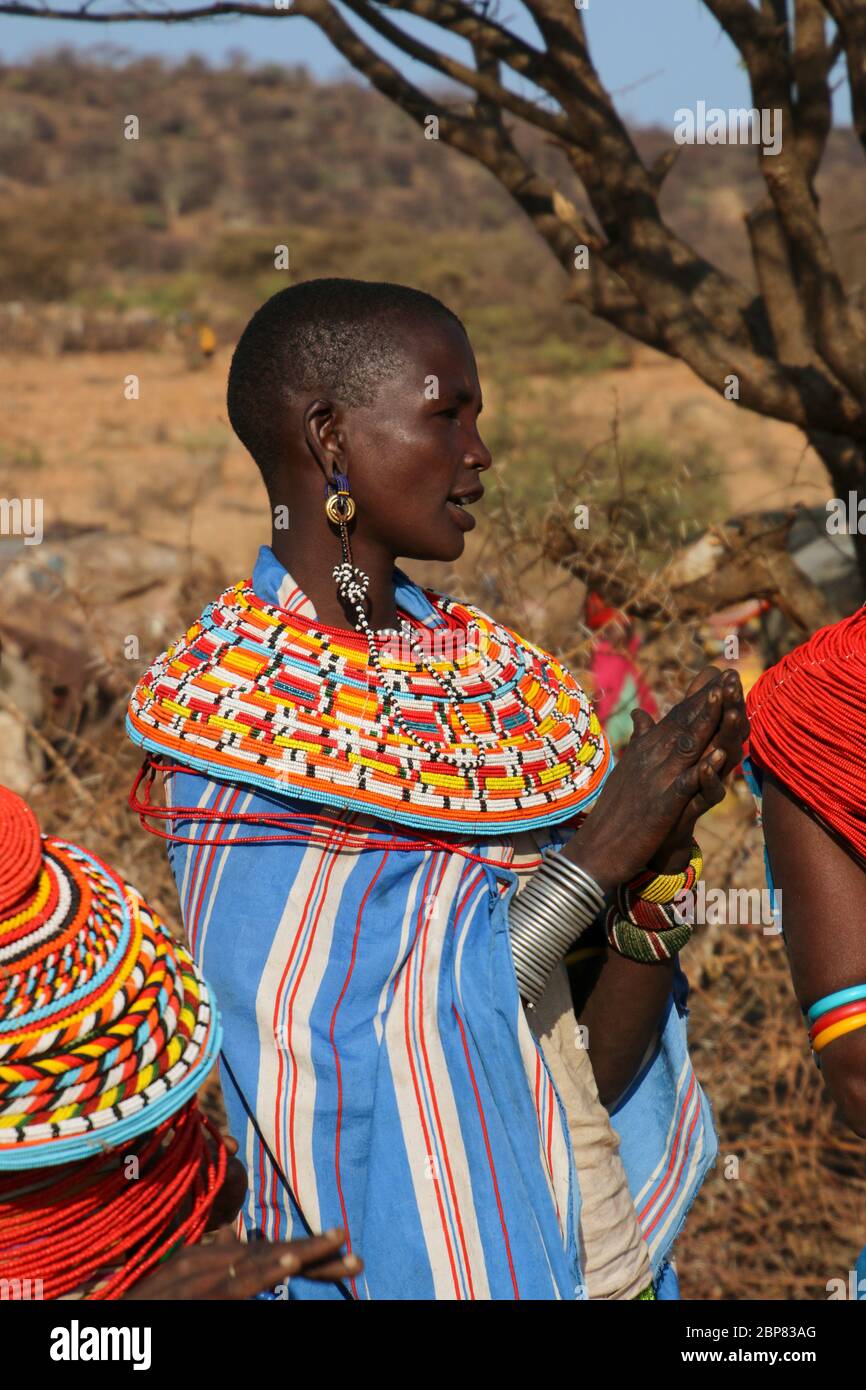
[126,564,611,836]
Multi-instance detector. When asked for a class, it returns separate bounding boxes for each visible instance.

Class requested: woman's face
[341,316,493,562]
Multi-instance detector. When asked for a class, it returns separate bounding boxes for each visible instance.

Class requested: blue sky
[0,1,851,128]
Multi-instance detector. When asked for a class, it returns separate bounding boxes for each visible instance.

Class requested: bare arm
[762,770,866,1136]
[572,951,676,1106]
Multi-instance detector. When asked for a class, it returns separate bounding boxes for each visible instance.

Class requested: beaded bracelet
[626,841,703,905]
[509,842,703,992]
[614,885,685,933]
[604,842,702,963]
[605,910,694,963]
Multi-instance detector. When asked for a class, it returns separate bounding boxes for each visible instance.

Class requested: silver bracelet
[508,847,607,1006]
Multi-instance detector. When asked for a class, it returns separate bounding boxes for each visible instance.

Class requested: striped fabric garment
[155,548,717,1300]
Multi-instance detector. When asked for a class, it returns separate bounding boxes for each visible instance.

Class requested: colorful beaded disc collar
[0,786,221,1169]
[126,579,611,835]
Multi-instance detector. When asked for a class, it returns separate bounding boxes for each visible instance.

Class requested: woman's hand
[566,667,746,890]
[647,667,748,871]
[123,1127,363,1299]
[124,1228,362,1300]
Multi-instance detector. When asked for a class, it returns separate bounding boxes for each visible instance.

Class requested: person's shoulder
[748,602,866,721]
[746,604,866,849]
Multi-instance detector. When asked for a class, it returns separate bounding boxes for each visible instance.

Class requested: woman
[127,278,747,1300]
[745,605,866,1298]
[0,783,360,1299]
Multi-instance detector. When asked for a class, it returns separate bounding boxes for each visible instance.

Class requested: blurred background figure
[175,312,217,369]
[198,321,217,360]
[585,591,659,756]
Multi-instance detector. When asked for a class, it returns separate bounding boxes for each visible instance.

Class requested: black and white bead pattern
[334,558,488,771]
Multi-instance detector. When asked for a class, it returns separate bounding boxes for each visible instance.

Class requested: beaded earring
[324,470,364,621]
[323,470,356,527]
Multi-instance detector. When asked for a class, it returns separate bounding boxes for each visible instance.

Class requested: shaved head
[227,277,466,492]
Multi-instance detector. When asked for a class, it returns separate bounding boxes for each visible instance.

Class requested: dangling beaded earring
[324,470,361,606]
[324,470,486,771]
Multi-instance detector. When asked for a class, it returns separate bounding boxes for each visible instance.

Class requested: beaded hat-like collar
[126,548,611,836]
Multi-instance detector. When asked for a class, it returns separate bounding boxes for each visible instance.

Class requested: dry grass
[676,804,866,1299]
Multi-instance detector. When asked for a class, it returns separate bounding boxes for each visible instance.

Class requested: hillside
[1,47,864,369]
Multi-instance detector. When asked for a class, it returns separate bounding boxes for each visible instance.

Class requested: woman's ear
[303,398,343,481]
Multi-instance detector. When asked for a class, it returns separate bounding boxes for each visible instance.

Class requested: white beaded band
[508,847,607,1006]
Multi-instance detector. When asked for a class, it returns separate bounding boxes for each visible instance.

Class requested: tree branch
[793,0,834,183]
[0,0,286,18]
[746,197,814,364]
[339,0,575,142]
[374,0,554,93]
[701,0,784,54]
[304,0,661,344]
[6,0,866,463]
[821,0,866,162]
[703,0,866,405]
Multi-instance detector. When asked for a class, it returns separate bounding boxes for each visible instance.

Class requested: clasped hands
[571,667,749,894]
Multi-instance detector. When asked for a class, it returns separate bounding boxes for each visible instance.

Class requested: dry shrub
[0,191,138,300]
[475,466,866,1300]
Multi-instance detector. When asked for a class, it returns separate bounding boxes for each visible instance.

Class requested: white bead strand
[333,559,487,772]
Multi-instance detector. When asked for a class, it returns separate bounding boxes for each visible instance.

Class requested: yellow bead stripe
[637,844,703,905]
